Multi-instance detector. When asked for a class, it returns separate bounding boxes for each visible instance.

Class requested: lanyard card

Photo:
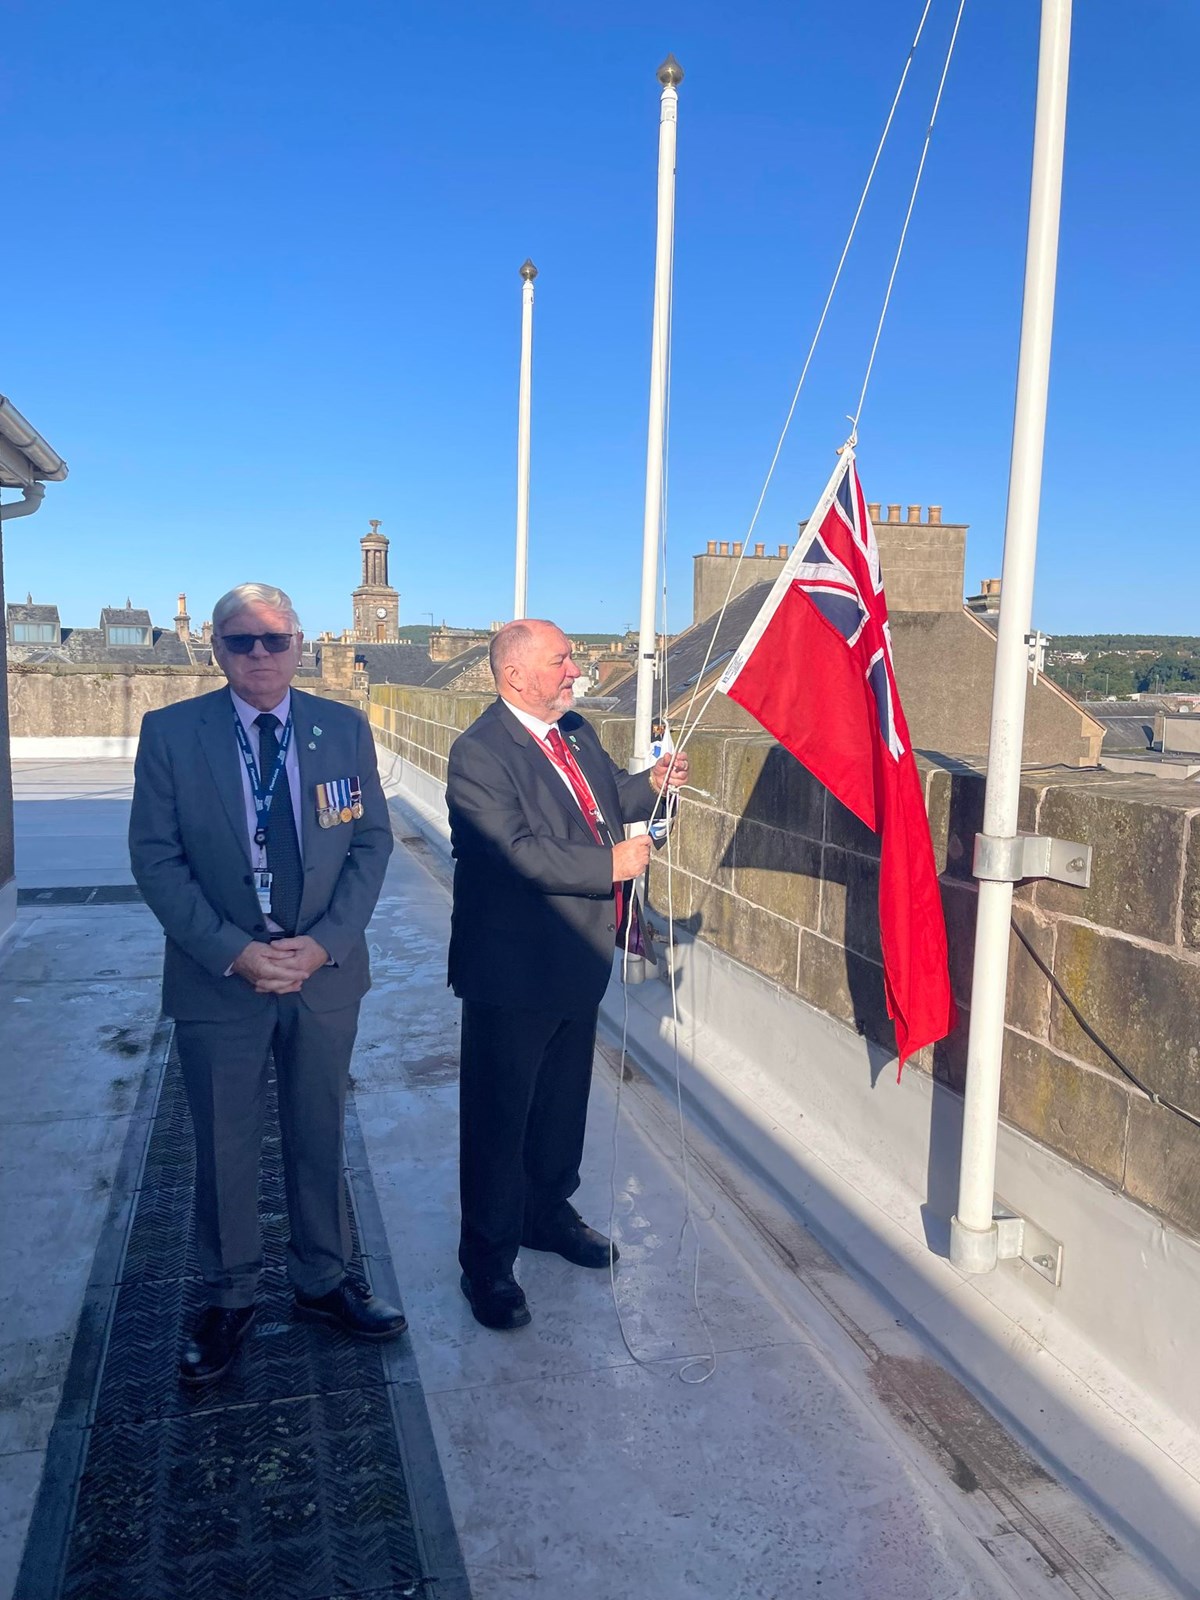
[253,868,273,914]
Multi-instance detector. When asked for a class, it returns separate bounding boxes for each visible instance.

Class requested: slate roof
[424,646,489,689]
[605,581,773,719]
[6,602,61,629]
[1083,698,1172,753]
[7,627,193,667]
[99,606,153,629]
[351,643,438,686]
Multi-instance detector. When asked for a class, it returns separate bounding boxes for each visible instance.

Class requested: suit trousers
[175,995,360,1308]
[458,1000,598,1281]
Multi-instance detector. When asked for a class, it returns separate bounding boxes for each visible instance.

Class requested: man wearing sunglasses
[129,582,403,1386]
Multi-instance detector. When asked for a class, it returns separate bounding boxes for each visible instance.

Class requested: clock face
[375,607,389,619]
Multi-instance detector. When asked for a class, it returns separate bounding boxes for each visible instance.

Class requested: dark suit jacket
[446,700,656,1014]
[129,686,393,1021]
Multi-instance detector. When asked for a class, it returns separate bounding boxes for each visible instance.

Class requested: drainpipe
[0,483,46,521]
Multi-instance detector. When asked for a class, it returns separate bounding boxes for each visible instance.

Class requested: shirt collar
[230,686,292,732]
[501,698,560,744]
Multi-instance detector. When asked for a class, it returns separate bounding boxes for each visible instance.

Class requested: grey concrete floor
[0,759,1179,1600]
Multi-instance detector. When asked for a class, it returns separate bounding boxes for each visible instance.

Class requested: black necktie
[253,713,302,935]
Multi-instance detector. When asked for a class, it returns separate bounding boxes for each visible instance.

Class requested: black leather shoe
[294,1276,408,1340]
[523,1207,619,1269]
[460,1272,532,1331]
[179,1305,256,1386]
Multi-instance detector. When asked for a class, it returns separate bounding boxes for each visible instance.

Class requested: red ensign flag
[717,450,956,1067]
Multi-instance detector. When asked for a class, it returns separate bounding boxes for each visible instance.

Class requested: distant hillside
[1045,635,1200,697]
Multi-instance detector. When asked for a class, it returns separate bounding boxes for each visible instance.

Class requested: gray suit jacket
[129,686,393,1021]
[446,700,656,1015]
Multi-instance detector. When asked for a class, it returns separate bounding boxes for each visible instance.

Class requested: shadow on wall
[698,743,979,1258]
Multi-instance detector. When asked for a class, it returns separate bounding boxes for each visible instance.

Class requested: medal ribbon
[233,710,293,846]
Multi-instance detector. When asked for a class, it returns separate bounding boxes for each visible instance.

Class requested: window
[106,626,151,646]
[12,622,57,643]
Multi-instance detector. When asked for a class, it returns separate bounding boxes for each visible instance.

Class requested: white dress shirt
[501,699,583,809]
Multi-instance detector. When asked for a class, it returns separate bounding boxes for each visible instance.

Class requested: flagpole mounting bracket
[973,832,1092,889]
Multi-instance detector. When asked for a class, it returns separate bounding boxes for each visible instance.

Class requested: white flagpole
[633,55,683,769]
[950,0,1072,1275]
[514,258,537,621]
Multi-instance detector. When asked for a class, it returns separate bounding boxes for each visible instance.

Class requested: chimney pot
[732,542,743,557]
[867,502,881,522]
[706,540,717,555]
[907,504,922,524]
[778,543,788,558]
[927,505,942,525]
[719,541,730,555]
[887,504,901,523]
[754,542,765,557]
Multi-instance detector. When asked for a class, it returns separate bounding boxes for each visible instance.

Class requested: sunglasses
[219,633,295,655]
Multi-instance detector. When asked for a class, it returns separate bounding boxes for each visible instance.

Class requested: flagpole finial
[657,53,684,87]
[519,259,538,282]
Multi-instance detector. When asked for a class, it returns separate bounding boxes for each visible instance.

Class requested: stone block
[676,731,725,810]
[796,931,893,1049]
[1036,786,1187,945]
[711,897,801,990]
[939,880,977,1008]
[1124,1096,1200,1240]
[731,819,821,929]
[924,767,1043,899]
[1051,923,1200,1114]
[1008,903,1053,1040]
[722,737,825,842]
[819,847,883,963]
[999,1032,1128,1186]
[670,804,736,891]
[592,715,634,770]
[1182,815,1200,951]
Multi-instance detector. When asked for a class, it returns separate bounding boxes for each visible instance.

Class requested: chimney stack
[732,542,743,557]
[754,542,765,557]
[887,505,901,523]
[174,592,191,643]
[706,540,717,554]
[867,502,881,522]
[906,504,922,524]
[928,505,942,525]
[778,543,788,558]
[719,541,730,555]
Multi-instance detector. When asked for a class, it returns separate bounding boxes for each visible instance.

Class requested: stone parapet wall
[8,663,224,737]
[369,684,1200,1243]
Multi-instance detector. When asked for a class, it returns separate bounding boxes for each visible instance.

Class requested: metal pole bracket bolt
[973,832,1092,889]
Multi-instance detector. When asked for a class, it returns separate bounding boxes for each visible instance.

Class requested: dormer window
[12,622,57,643]
[106,625,152,646]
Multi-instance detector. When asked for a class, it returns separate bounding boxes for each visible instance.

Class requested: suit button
[606,923,615,932]
[243,875,252,886]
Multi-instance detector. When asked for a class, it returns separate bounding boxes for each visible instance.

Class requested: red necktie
[545,727,625,934]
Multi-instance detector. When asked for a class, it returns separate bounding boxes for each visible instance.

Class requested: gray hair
[212,583,301,633]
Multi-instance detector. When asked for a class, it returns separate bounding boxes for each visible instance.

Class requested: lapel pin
[313,726,323,737]
[308,741,317,750]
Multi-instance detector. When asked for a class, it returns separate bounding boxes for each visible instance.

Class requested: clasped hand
[649,750,689,793]
[231,935,329,994]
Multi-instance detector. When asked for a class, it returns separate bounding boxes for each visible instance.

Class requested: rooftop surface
[0,760,1185,1599]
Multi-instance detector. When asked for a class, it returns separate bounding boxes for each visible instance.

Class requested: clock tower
[351,519,401,642]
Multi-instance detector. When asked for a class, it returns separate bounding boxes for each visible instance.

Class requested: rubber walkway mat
[55,1048,433,1600]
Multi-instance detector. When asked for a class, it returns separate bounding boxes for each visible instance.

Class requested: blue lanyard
[232,711,293,846]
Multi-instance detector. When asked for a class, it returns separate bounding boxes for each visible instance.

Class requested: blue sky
[3,0,1197,638]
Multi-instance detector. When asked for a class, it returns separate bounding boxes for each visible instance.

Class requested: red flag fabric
[717,450,956,1067]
